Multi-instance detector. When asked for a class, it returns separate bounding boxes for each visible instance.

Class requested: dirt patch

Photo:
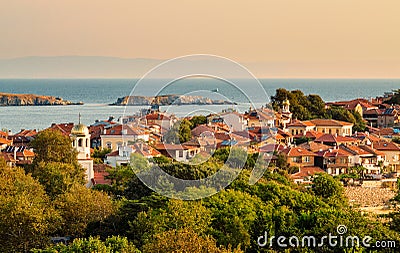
[345,186,396,207]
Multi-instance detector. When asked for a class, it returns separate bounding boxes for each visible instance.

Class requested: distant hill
[0,56,162,78]
[0,56,398,78]
[0,92,81,106]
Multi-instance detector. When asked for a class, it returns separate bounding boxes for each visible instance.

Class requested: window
[86,139,89,147]
[292,157,301,163]
[78,139,83,147]
[179,150,184,158]
[106,142,112,149]
[304,156,310,163]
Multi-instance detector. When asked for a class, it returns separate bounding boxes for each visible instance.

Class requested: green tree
[312,173,343,200]
[92,147,112,164]
[30,129,85,199]
[164,119,192,144]
[142,228,242,253]
[129,199,212,248]
[107,153,152,198]
[272,89,331,120]
[32,236,140,253]
[294,136,311,145]
[0,162,59,252]
[32,162,85,199]
[189,115,207,129]
[275,153,289,170]
[326,106,355,123]
[387,89,400,105]
[271,88,292,112]
[31,129,79,166]
[307,94,327,118]
[291,104,312,120]
[54,184,115,237]
[204,189,266,250]
[351,110,367,132]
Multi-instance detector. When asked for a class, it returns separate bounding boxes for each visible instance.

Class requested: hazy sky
[0,0,399,77]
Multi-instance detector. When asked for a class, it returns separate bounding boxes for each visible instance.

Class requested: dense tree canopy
[164,119,192,144]
[1,97,398,252]
[30,129,79,166]
[387,89,400,105]
[32,162,85,199]
[32,236,140,253]
[271,88,366,131]
[54,183,115,237]
[189,115,208,129]
[0,161,59,252]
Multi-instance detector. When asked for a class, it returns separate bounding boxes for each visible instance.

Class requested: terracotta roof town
[4,90,400,193]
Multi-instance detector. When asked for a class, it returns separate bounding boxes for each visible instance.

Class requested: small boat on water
[211,88,219,92]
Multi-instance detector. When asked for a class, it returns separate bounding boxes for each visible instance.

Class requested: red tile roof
[0,152,16,163]
[298,141,331,152]
[304,119,353,127]
[49,123,74,136]
[281,147,317,157]
[315,134,359,144]
[315,148,351,157]
[0,131,8,138]
[103,124,147,136]
[327,99,377,111]
[106,150,119,157]
[342,145,372,156]
[13,129,38,137]
[145,113,171,120]
[277,128,292,138]
[259,143,286,153]
[17,149,35,157]
[191,125,215,137]
[291,166,325,180]
[0,137,11,145]
[93,164,112,185]
[287,120,315,128]
[294,130,324,139]
[372,141,400,151]
[154,143,199,151]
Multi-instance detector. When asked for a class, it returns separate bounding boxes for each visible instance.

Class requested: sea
[0,78,399,133]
